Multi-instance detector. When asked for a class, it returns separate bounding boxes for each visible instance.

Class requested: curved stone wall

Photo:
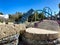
[22,28,59,45]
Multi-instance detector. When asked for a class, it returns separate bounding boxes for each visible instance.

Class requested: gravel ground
[0,24,26,39]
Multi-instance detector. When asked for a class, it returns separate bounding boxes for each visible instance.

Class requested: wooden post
[35,12,36,21]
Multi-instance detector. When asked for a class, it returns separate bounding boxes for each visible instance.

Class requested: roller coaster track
[16,7,52,23]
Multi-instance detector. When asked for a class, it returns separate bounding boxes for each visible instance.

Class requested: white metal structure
[0,14,9,19]
[0,14,9,22]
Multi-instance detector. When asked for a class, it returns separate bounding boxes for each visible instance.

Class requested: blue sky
[0,0,60,14]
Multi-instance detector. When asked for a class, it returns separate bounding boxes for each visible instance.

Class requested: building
[0,14,9,22]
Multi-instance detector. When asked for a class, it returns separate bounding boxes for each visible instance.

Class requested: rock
[22,28,59,45]
[36,20,59,31]
[3,34,19,45]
